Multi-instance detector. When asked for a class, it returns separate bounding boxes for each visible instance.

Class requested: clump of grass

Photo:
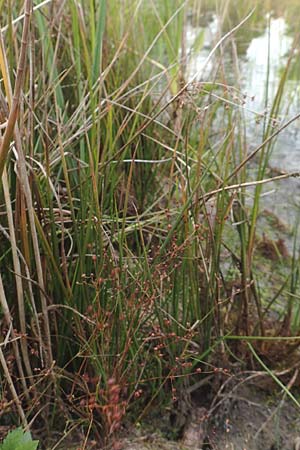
[0,0,300,447]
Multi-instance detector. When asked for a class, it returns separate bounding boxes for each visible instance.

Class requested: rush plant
[0,0,299,447]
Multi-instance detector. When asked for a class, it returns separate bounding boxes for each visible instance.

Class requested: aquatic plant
[0,0,299,447]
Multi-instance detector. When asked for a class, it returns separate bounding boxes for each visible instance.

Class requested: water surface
[186,1,300,230]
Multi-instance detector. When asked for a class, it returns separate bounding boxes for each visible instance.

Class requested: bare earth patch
[121,381,300,450]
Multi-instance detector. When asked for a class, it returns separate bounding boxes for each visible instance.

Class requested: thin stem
[0,0,32,177]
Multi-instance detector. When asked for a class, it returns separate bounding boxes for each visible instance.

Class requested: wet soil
[122,379,300,450]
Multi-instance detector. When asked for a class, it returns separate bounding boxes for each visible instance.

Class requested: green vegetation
[0,0,299,447]
[0,428,39,450]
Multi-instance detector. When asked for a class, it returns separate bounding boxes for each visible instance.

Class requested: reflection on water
[243,16,300,171]
[245,17,292,108]
[187,9,300,171]
[186,4,300,230]
[186,15,217,79]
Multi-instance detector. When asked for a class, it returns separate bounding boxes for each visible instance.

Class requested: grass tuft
[0,0,299,447]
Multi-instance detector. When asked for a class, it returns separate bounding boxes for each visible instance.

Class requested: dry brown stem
[0,0,32,177]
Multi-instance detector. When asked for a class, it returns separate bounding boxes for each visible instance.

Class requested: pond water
[186,2,300,231]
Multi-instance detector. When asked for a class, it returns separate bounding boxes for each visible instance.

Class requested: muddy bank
[122,378,300,450]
